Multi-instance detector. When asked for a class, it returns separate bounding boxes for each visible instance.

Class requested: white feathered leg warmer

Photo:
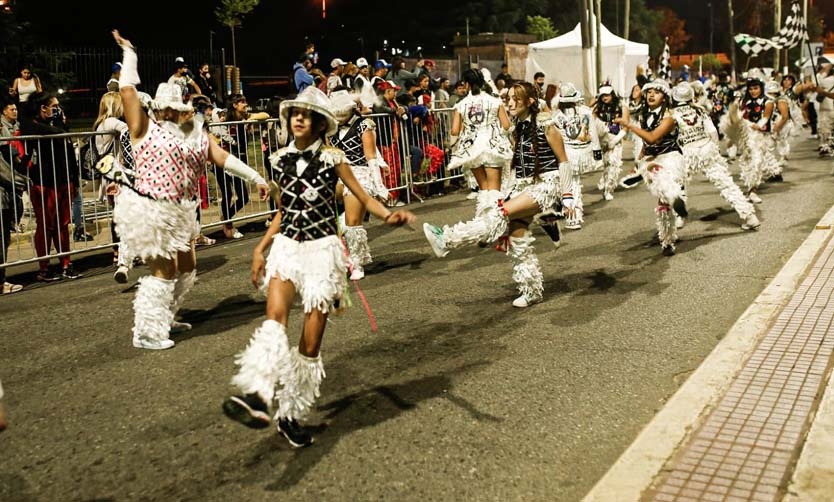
[475,189,503,216]
[443,204,509,249]
[170,270,197,331]
[133,276,175,345]
[656,203,677,250]
[600,143,623,196]
[231,320,293,405]
[703,162,755,220]
[342,226,372,272]
[508,231,543,301]
[275,349,325,421]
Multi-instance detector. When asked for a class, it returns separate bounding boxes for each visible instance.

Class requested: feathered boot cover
[656,203,677,251]
[599,143,623,197]
[231,320,293,405]
[703,162,755,219]
[132,276,176,349]
[275,349,325,421]
[443,202,509,250]
[475,189,503,216]
[170,270,197,333]
[508,231,544,302]
[343,225,372,279]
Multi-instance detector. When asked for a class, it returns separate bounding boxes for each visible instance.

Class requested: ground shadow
[175,294,264,342]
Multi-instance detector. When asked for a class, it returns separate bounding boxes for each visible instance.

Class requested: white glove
[119,46,140,89]
[223,154,267,185]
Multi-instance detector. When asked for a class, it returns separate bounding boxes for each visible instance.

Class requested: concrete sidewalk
[583,196,834,500]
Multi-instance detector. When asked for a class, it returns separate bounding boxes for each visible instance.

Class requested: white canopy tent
[526,20,649,100]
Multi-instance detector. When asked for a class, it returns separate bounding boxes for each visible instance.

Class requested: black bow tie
[283,150,315,164]
[646,111,660,126]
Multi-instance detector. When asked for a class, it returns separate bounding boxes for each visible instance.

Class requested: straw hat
[280,87,338,137]
[150,83,192,112]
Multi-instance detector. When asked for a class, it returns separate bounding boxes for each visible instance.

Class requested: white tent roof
[526,19,649,98]
[529,22,648,55]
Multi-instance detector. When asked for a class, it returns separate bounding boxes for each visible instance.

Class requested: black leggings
[213,164,250,222]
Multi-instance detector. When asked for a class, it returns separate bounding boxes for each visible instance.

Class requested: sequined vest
[274,147,340,242]
[330,116,371,166]
[640,106,681,157]
[741,96,772,132]
[512,118,559,179]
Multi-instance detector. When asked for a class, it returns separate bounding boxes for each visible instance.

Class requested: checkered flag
[657,39,671,81]
[773,0,807,49]
[734,33,781,56]
[736,0,807,56]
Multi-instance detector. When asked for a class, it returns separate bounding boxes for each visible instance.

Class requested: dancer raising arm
[109,30,268,350]
[223,87,414,448]
[423,81,575,308]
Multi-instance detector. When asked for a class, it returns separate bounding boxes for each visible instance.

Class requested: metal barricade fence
[0,109,460,271]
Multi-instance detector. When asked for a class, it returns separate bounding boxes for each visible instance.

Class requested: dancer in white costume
[615,80,687,256]
[593,85,629,200]
[552,83,601,230]
[223,87,415,448]
[766,80,792,179]
[423,81,576,307]
[108,31,268,350]
[447,68,513,216]
[663,82,760,230]
[329,90,390,280]
[721,71,776,204]
[620,83,646,189]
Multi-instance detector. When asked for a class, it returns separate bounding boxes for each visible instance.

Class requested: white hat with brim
[671,82,693,103]
[558,82,583,103]
[329,90,359,122]
[764,80,781,96]
[280,87,338,137]
[151,83,193,112]
[642,79,671,95]
[597,85,614,96]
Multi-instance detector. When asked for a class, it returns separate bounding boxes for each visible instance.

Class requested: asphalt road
[1,134,832,501]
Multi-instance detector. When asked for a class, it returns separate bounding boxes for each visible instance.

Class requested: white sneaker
[113,265,129,284]
[603,191,614,201]
[170,321,192,333]
[423,223,449,258]
[675,215,685,229]
[748,192,762,204]
[741,214,761,230]
[132,337,175,350]
[512,294,542,308]
[350,267,365,281]
[466,191,479,200]
[564,221,582,230]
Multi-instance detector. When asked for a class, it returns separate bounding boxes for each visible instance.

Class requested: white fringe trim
[656,204,677,249]
[263,235,348,314]
[641,152,685,204]
[343,226,372,268]
[444,204,509,249]
[230,320,292,405]
[341,163,390,201]
[275,349,325,421]
[507,172,561,213]
[132,276,175,344]
[508,231,543,300]
[113,190,199,261]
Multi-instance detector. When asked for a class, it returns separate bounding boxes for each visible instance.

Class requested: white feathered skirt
[113,189,199,261]
[342,163,390,201]
[262,234,349,314]
[505,172,562,212]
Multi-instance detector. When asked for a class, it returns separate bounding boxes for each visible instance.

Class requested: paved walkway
[646,234,834,501]
[585,195,834,502]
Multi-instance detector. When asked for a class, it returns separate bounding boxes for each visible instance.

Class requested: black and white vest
[330,116,375,166]
[272,145,346,242]
[641,106,681,157]
[512,114,559,179]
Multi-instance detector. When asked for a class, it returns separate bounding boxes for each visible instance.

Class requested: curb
[582,203,834,502]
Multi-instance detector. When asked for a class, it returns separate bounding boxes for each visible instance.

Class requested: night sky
[14,0,834,75]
